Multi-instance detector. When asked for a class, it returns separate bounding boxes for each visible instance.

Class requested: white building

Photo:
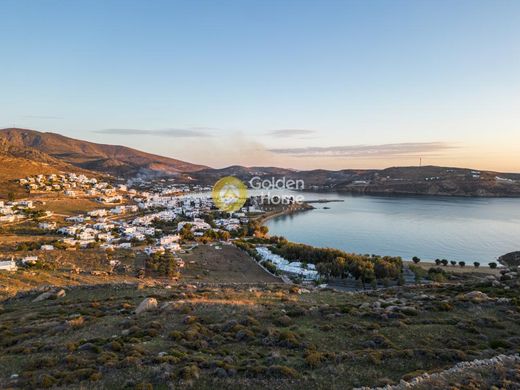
[159,235,180,246]
[21,256,39,265]
[39,222,57,230]
[0,260,17,272]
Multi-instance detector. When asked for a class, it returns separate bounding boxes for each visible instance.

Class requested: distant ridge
[1,128,520,198]
[0,128,207,177]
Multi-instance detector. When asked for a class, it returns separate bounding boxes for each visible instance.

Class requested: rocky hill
[191,165,520,197]
[0,128,207,178]
[1,128,520,197]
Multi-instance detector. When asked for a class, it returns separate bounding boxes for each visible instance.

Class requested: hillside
[191,165,520,197]
[0,128,207,178]
[0,137,98,199]
[1,128,520,197]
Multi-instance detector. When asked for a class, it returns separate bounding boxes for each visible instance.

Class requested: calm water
[265,192,520,265]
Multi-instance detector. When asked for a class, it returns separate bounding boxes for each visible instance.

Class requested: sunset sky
[1,0,519,172]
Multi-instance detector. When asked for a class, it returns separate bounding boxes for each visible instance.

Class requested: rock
[78,342,98,352]
[55,289,66,298]
[214,368,228,378]
[400,306,418,316]
[135,297,158,315]
[223,356,234,365]
[32,291,54,302]
[463,291,490,302]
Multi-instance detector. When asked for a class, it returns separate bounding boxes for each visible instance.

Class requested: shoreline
[255,202,314,225]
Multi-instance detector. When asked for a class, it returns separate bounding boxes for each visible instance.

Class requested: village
[0,172,316,281]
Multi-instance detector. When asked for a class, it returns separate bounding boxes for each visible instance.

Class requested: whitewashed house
[0,260,17,272]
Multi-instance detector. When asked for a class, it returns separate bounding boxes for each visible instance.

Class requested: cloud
[269,142,455,158]
[267,129,316,138]
[94,128,212,138]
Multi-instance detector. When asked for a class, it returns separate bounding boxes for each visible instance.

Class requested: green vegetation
[1,280,519,389]
[271,241,403,285]
[146,252,179,278]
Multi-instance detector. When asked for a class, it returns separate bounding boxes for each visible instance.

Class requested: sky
[1,0,519,172]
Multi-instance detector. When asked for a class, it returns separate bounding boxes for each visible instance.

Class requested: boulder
[463,291,490,302]
[32,291,54,302]
[135,297,158,315]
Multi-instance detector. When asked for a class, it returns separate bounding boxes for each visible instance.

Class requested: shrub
[434,301,453,311]
[450,260,457,266]
[36,374,57,388]
[67,316,85,329]
[473,262,480,268]
[274,315,293,327]
[489,262,498,269]
[489,339,511,349]
[441,259,449,266]
[458,261,466,267]
[181,364,200,380]
[267,365,299,378]
[412,256,420,264]
[305,350,325,368]
[278,330,299,347]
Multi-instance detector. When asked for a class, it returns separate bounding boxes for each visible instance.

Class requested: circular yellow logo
[212,176,248,212]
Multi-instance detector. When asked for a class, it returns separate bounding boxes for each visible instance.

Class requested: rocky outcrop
[135,297,158,315]
[357,354,520,390]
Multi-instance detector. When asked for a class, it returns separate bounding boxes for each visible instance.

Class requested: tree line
[271,241,403,287]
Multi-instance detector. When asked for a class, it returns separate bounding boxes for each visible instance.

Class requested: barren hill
[0,128,207,177]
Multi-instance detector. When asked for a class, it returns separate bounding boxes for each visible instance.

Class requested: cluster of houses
[0,200,52,223]
[0,255,42,272]
[20,173,100,194]
[37,184,253,253]
[18,173,137,203]
[4,176,270,274]
[256,246,318,281]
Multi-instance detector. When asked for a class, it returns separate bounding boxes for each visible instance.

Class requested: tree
[450,260,457,266]
[412,256,421,264]
[435,259,441,266]
[473,261,480,268]
[441,259,449,266]
[458,261,466,267]
[179,224,194,241]
[331,257,348,278]
[489,262,498,269]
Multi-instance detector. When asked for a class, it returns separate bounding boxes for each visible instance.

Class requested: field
[0,243,519,389]
[404,260,501,275]
[180,245,281,284]
[34,197,103,216]
[0,279,519,389]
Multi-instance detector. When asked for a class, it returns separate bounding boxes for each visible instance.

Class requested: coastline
[255,202,314,225]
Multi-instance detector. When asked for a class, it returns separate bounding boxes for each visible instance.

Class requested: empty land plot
[181,244,281,283]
